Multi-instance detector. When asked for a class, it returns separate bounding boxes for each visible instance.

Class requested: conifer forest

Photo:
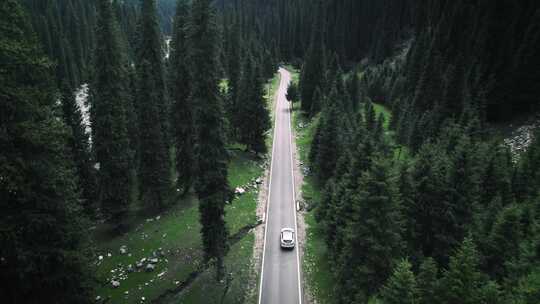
[2,0,540,303]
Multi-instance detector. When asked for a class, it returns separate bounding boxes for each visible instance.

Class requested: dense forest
[2,0,540,303]
[293,1,540,303]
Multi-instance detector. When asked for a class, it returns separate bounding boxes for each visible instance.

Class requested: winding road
[258,68,302,304]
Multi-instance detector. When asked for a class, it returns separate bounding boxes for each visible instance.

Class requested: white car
[280,228,295,249]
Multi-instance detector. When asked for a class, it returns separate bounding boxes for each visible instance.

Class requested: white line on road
[285,69,303,304]
[257,70,281,304]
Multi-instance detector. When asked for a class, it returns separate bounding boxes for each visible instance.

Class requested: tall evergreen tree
[188,0,230,280]
[170,0,195,195]
[440,237,495,304]
[380,259,419,304]
[417,257,440,304]
[137,0,172,209]
[236,53,271,154]
[337,158,403,302]
[93,0,133,226]
[60,82,97,216]
[299,0,326,115]
[0,1,92,301]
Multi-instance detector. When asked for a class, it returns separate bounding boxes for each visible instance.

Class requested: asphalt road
[258,68,302,304]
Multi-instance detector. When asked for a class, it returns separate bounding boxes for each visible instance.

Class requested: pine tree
[485,204,524,280]
[313,87,340,183]
[225,21,243,139]
[236,53,271,154]
[380,259,419,304]
[170,0,195,195]
[337,158,404,302]
[60,82,97,216]
[417,258,440,304]
[0,1,92,301]
[286,81,299,103]
[93,0,133,226]
[409,142,453,264]
[299,0,326,115]
[137,0,172,209]
[188,0,230,280]
[440,237,490,304]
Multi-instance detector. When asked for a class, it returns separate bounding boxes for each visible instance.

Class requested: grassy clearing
[92,150,263,303]
[373,102,411,162]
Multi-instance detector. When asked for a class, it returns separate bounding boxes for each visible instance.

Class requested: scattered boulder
[119,245,128,255]
[255,177,263,185]
[135,262,144,269]
[146,264,156,272]
[235,187,246,195]
[149,258,159,264]
[111,280,121,288]
[127,264,134,273]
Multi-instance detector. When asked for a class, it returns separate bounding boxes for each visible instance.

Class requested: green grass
[93,148,264,304]
[304,212,337,304]
[170,233,256,304]
[373,103,392,130]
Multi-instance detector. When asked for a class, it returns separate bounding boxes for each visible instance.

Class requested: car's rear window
[283,231,294,240]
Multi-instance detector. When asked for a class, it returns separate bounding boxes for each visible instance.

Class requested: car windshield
[283,231,294,241]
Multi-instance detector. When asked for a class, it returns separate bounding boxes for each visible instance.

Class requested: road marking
[285,70,303,304]
[257,69,282,304]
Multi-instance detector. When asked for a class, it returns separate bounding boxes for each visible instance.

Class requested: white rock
[111,280,121,288]
[235,187,246,194]
[146,264,156,272]
[107,252,112,257]
[149,258,159,264]
[98,255,103,261]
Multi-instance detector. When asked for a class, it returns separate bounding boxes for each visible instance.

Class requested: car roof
[281,228,294,233]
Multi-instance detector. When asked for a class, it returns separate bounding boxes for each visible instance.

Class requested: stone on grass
[235,187,246,195]
[149,258,159,264]
[136,262,144,269]
[111,280,121,288]
[120,245,128,255]
[146,264,155,272]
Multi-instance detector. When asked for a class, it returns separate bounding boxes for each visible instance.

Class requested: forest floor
[91,74,280,304]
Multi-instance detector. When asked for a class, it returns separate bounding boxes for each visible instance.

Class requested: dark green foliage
[312,88,340,183]
[380,259,419,304]
[515,130,540,201]
[439,237,497,304]
[136,0,172,209]
[417,258,440,304]
[407,143,455,264]
[286,81,299,103]
[22,0,97,87]
[188,0,230,280]
[336,158,403,302]
[170,0,195,195]
[0,1,92,301]
[236,54,271,154]
[299,1,326,115]
[93,0,133,225]
[484,204,525,280]
[60,83,97,216]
